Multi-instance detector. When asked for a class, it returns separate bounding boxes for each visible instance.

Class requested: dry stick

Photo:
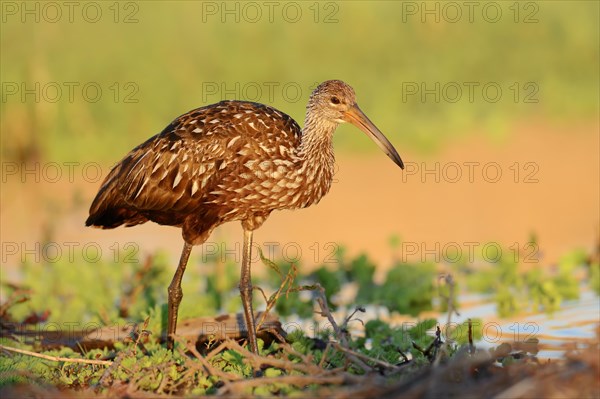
[318,342,333,369]
[182,341,241,382]
[124,317,151,357]
[156,368,171,395]
[99,350,127,387]
[267,328,319,371]
[468,318,475,355]
[180,346,236,396]
[244,258,316,370]
[152,361,180,395]
[205,341,231,362]
[222,373,363,395]
[204,335,348,391]
[0,344,112,366]
[100,320,152,388]
[314,287,342,337]
[254,246,284,328]
[434,274,456,367]
[0,287,30,318]
[314,287,371,373]
[171,367,201,393]
[342,306,365,331]
[223,339,322,375]
[395,348,411,370]
[331,342,401,372]
[280,338,316,368]
[317,285,408,372]
[254,286,270,306]
[256,262,297,329]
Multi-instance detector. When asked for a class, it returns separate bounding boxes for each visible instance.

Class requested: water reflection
[434,288,599,359]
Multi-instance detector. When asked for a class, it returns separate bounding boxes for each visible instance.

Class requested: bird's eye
[330,96,340,105]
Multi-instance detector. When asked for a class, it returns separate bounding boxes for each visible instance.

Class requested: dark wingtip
[85,214,99,227]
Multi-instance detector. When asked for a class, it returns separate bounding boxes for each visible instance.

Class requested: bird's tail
[85,164,146,229]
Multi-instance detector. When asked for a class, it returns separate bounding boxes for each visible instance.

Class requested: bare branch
[0,344,112,366]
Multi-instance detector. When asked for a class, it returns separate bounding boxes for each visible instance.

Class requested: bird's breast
[205,156,334,220]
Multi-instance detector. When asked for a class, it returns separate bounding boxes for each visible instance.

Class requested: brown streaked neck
[297,105,337,180]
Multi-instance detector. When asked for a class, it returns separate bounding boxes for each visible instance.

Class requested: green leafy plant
[460,243,585,317]
[378,262,437,316]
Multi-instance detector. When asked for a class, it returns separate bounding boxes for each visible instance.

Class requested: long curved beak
[342,104,404,169]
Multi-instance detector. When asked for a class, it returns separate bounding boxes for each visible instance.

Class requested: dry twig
[313,285,371,373]
[331,342,401,372]
[0,344,112,366]
[435,273,456,366]
[222,373,363,395]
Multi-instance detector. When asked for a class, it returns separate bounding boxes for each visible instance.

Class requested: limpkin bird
[86,80,404,354]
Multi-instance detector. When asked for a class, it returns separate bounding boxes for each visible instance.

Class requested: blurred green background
[1,0,599,275]
[2,1,598,163]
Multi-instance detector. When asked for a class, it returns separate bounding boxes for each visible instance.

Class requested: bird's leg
[167,242,193,350]
[240,228,259,354]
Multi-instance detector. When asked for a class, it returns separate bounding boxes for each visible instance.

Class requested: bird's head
[309,80,404,169]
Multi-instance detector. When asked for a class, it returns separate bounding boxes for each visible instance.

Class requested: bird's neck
[296,111,337,198]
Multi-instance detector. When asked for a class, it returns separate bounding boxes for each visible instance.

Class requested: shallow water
[283,284,599,360]
[434,288,600,359]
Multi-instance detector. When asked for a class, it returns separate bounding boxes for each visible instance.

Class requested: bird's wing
[115,101,302,214]
[118,129,226,214]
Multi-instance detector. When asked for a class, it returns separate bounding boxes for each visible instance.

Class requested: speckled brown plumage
[86,80,404,354]
[88,101,325,243]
